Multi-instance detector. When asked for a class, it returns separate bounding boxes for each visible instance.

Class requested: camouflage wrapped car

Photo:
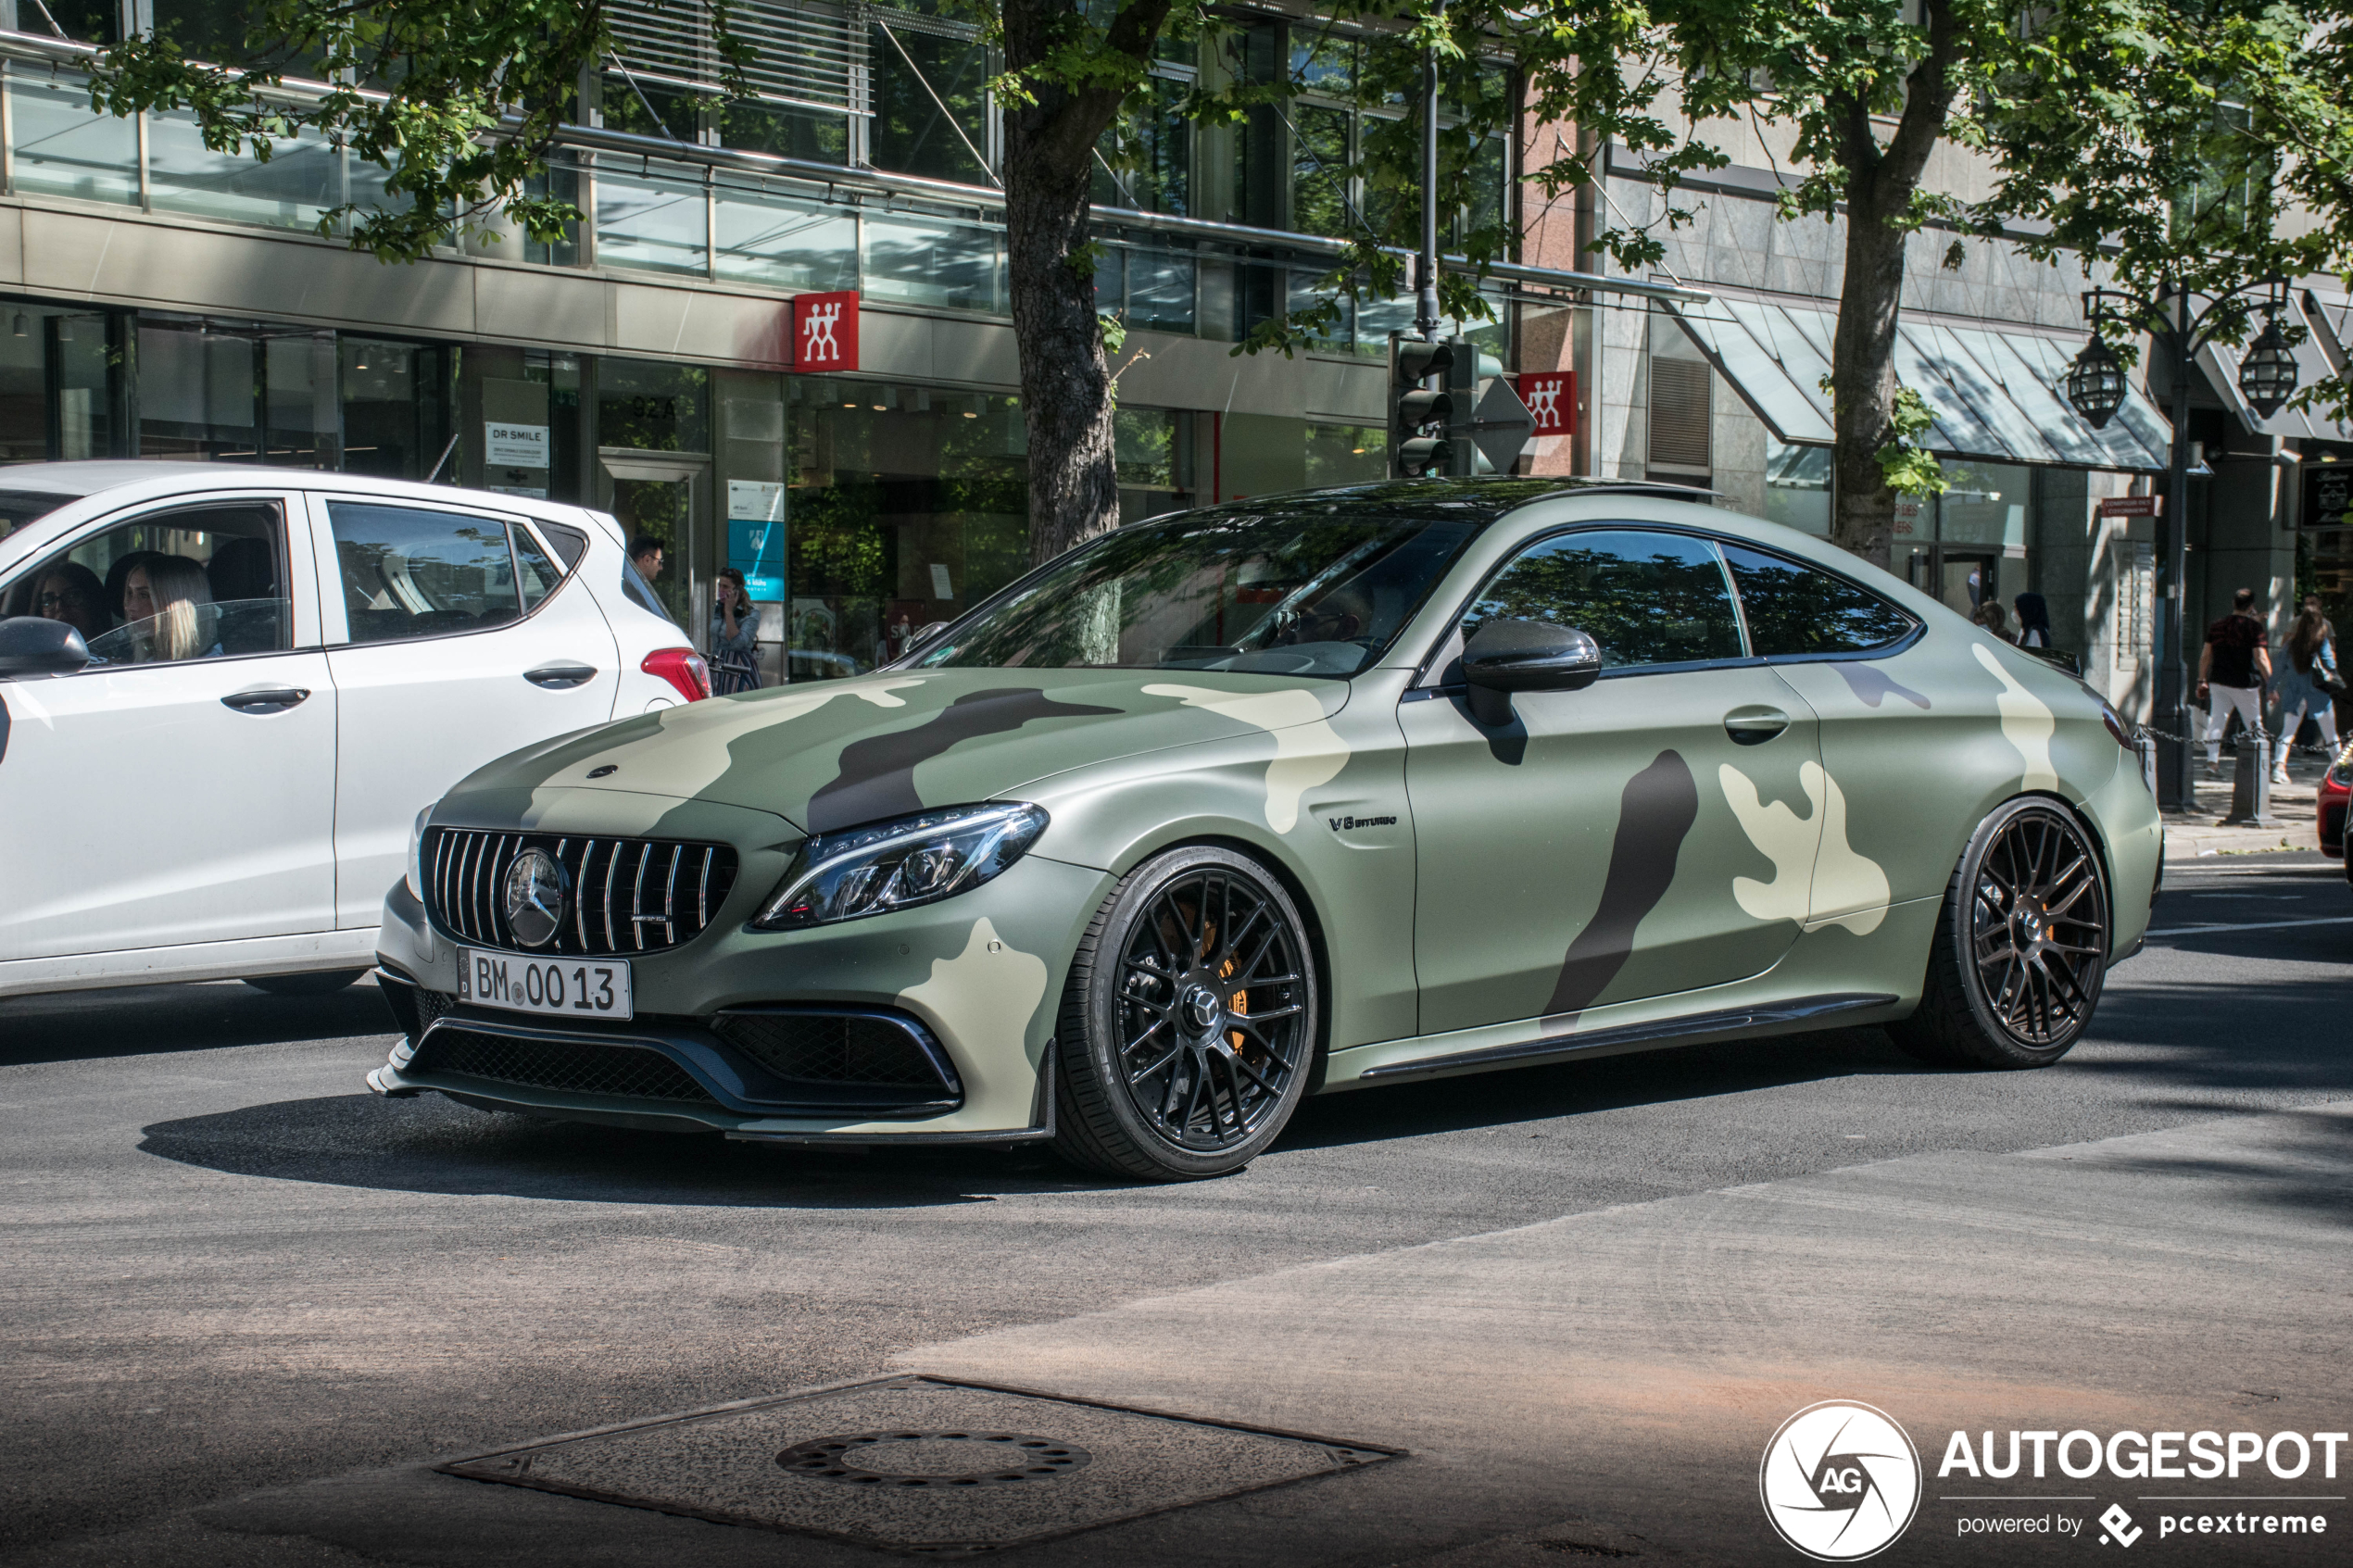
[369,479,2161,1181]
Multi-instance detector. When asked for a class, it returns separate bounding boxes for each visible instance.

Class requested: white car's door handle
[220,686,310,712]
[524,663,598,689]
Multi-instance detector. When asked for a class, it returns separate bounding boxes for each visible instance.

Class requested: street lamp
[2060,278,2298,812]
[2236,316,2299,419]
[2062,335,2128,430]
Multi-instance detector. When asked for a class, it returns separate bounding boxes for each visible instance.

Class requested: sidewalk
[2161,746,2337,860]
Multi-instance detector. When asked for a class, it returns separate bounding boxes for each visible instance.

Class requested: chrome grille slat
[575,838,595,951]
[422,829,736,960]
[631,846,649,952]
[603,840,623,953]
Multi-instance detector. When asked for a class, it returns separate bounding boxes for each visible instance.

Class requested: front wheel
[1052,846,1319,1181]
[1892,798,2110,1069]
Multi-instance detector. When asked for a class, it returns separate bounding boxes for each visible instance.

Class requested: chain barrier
[2134,724,2348,761]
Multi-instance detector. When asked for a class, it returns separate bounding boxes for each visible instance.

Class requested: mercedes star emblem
[501,848,567,948]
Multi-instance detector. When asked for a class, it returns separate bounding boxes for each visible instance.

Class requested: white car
[0,462,708,1000]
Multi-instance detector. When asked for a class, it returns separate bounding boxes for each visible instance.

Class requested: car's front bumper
[369,843,1114,1142]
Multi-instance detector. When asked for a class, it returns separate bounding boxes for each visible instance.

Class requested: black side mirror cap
[0,616,91,679]
[1461,618,1602,726]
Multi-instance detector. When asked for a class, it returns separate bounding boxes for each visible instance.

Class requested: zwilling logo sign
[1516,372,1574,436]
[792,291,859,371]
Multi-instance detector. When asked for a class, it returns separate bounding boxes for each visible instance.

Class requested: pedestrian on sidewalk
[2012,592,2055,650]
[2268,600,2343,784]
[2197,587,2272,771]
[1972,598,2016,643]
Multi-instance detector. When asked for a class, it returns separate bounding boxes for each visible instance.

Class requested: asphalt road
[3,851,2347,1567]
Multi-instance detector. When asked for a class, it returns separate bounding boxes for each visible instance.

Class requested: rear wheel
[1893,799,2109,1068]
[1052,846,1317,1181]
[242,969,367,997]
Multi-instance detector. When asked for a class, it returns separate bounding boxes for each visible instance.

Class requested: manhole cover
[438,1374,1399,1552]
[777,1430,1089,1487]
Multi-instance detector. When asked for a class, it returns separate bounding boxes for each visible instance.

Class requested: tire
[1051,846,1319,1181]
[1892,798,2110,1069]
[242,969,368,997]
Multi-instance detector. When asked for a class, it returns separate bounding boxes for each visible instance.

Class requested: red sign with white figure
[791,291,859,371]
[1516,372,1575,437]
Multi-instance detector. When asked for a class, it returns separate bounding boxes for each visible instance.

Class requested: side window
[330,502,525,645]
[513,526,564,612]
[6,503,290,667]
[1720,543,1916,658]
[1464,529,1745,671]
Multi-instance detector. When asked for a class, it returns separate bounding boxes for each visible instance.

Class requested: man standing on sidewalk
[2196,587,2272,771]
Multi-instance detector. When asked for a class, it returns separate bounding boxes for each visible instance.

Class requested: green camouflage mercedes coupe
[368,478,2161,1180]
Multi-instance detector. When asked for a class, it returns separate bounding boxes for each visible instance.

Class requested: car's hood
[454,668,1355,834]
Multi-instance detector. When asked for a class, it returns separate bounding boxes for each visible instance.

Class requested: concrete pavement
[3,852,2347,1566]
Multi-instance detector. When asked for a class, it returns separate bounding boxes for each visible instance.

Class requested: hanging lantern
[2236,317,2298,420]
[2063,334,2127,430]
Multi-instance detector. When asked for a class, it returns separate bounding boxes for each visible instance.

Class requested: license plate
[456,947,633,1021]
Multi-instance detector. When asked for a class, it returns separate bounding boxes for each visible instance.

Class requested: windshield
[909,507,1483,679]
[0,488,81,546]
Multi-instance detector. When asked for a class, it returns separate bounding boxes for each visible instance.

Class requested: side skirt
[1349,992,1903,1085]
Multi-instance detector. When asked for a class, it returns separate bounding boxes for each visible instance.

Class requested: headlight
[405,808,433,900]
[752,803,1048,930]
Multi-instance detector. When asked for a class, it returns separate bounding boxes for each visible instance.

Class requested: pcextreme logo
[1761,1401,1924,1561]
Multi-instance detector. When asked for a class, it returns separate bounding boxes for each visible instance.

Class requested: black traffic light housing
[1389,332,1454,478]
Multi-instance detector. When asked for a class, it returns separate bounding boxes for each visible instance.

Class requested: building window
[1764,440,1831,536]
[869,15,993,186]
[1647,357,1713,478]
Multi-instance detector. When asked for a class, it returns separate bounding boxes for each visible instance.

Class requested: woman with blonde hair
[120,554,220,663]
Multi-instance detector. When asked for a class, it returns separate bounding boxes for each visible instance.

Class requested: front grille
[425,829,738,957]
[711,1010,953,1088]
[411,1026,715,1103]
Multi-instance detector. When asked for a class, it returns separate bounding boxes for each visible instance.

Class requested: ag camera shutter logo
[1760,1401,1922,1561]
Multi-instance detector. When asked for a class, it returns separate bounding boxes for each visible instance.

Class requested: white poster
[728,481,786,521]
[484,421,549,470]
[929,563,954,600]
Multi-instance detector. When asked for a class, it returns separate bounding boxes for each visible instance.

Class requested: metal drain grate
[437,1374,1400,1551]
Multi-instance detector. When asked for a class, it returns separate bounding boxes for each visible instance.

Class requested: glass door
[599,454,710,641]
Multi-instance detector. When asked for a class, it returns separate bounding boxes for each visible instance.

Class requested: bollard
[2221,731,2278,826]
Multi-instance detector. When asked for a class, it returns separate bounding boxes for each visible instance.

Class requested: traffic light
[1389,332,1454,478]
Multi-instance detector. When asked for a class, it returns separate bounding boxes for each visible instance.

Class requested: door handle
[220,686,310,712]
[1723,706,1790,745]
[524,663,599,689]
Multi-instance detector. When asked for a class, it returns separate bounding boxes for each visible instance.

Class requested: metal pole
[2157,296,2194,811]
[1415,0,1445,342]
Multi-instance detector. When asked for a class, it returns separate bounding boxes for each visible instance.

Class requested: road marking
[2147,915,2353,935]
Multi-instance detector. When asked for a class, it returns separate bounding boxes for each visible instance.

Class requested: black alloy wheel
[1053,846,1318,1181]
[1894,798,2110,1068]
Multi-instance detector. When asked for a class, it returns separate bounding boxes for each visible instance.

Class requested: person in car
[630,535,665,583]
[120,555,221,663]
[35,562,110,644]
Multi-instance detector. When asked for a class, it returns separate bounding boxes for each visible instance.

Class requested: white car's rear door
[0,490,336,960]
[308,493,621,927]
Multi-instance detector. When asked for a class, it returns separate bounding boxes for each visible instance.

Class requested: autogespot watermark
[1937,1426,2346,1549]
[1759,1401,1924,1561]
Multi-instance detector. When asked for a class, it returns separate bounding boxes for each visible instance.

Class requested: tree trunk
[1825,8,1963,571]
[1828,190,1910,570]
[1000,0,1172,566]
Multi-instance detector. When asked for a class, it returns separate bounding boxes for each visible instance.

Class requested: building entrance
[600,453,710,640]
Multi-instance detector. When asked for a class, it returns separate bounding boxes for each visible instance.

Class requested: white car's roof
[0,461,618,577]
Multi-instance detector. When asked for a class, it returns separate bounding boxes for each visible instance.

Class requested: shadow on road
[135,1091,1067,1208]
[0,979,396,1068]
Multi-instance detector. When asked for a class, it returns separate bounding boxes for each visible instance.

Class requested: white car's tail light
[642,647,711,702]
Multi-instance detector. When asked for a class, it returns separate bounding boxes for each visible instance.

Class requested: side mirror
[0,616,91,679]
[1461,617,1602,726]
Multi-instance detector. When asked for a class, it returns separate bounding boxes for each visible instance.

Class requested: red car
[2322,745,2349,859]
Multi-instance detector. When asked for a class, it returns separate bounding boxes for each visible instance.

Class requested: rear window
[0,487,81,546]
[1721,543,1916,658]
